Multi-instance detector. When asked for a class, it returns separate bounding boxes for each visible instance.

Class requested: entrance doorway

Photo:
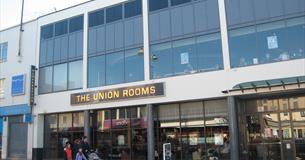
[239,95,305,160]
[8,116,28,159]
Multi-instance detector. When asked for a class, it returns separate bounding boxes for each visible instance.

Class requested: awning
[224,76,305,94]
[0,104,31,117]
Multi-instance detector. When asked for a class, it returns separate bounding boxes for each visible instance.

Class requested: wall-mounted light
[151,54,158,61]
[138,48,144,55]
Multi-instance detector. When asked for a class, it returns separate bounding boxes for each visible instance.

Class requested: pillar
[84,110,91,146]
[228,96,239,160]
[147,104,155,160]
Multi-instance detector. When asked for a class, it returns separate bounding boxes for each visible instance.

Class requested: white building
[0,0,305,159]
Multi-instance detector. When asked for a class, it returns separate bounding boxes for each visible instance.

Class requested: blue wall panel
[159,10,171,40]
[106,24,115,51]
[149,13,160,41]
[88,29,97,54]
[60,36,68,61]
[171,7,183,37]
[124,19,134,46]
[96,26,105,53]
[182,5,195,35]
[68,33,77,58]
[134,17,143,45]
[76,32,83,57]
[115,22,124,49]
[194,1,208,32]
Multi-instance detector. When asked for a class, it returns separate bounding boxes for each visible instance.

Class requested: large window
[68,60,83,89]
[150,34,223,79]
[106,4,123,23]
[229,17,305,68]
[0,79,5,98]
[89,9,104,28]
[155,99,230,160]
[149,0,168,11]
[38,66,53,94]
[171,0,191,6]
[0,42,8,62]
[88,48,144,88]
[124,0,142,18]
[106,51,125,85]
[39,15,84,94]
[53,63,68,92]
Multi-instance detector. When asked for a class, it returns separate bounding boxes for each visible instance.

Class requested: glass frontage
[94,106,147,160]
[239,95,305,160]
[229,16,305,68]
[150,33,223,79]
[88,48,144,88]
[155,99,230,160]
[43,112,84,159]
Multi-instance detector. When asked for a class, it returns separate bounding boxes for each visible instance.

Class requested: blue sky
[0,0,89,30]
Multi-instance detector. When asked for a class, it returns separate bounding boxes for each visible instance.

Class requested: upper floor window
[229,16,305,68]
[149,0,168,11]
[124,0,142,18]
[55,20,68,36]
[106,4,123,23]
[0,42,8,62]
[171,0,191,6]
[41,24,54,40]
[69,15,84,33]
[150,33,223,79]
[89,9,104,28]
[0,79,5,98]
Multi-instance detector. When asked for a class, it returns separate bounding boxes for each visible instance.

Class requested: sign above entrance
[71,83,165,105]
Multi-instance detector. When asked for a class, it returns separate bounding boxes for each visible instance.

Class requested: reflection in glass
[172,38,197,75]
[292,111,305,159]
[125,48,144,82]
[39,66,53,94]
[229,16,305,68]
[88,55,106,88]
[106,51,124,85]
[196,34,223,71]
[150,43,173,79]
[43,114,58,159]
[68,60,83,89]
[53,63,68,91]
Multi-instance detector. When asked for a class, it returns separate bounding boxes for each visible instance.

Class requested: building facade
[0,0,305,160]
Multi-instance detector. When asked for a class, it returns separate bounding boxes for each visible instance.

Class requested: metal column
[84,110,91,146]
[147,104,155,160]
[228,96,240,160]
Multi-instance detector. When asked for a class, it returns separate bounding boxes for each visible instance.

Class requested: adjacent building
[0,0,305,160]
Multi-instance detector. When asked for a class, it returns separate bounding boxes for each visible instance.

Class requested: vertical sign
[30,65,36,106]
[11,74,25,96]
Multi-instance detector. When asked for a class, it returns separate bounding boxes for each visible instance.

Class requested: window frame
[0,42,8,62]
[0,78,5,99]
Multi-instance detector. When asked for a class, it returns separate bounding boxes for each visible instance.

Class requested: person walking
[81,136,90,158]
[75,148,88,160]
[63,142,72,160]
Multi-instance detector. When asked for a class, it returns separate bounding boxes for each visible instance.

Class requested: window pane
[58,113,72,130]
[150,43,173,79]
[106,5,123,23]
[196,33,223,71]
[1,42,8,61]
[125,48,144,82]
[106,51,124,85]
[149,0,168,11]
[68,60,83,89]
[229,17,305,68]
[171,0,191,6]
[55,20,68,36]
[69,15,83,32]
[73,112,84,128]
[0,79,5,98]
[229,26,257,68]
[88,55,106,88]
[89,10,104,27]
[39,66,53,94]
[172,38,197,75]
[124,0,142,18]
[53,63,67,91]
[41,24,54,40]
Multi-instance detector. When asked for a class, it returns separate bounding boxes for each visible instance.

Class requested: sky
[0,0,89,30]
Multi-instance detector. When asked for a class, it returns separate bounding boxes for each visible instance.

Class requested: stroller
[87,149,102,160]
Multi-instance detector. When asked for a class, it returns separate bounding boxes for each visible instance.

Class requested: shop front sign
[71,82,164,105]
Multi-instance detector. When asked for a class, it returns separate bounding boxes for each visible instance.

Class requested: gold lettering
[86,94,90,102]
[76,95,81,102]
[129,89,135,97]
[141,87,150,95]
[135,88,141,96]
[150,86,156,94]
[99,92,105,100]
[93,93,98,100]
[123,89,128,97]
[80,95,87,102]
[113,90,120,98]
[107,91,113,99]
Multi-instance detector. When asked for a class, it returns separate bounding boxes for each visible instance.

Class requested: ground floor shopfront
[42,94,305,160]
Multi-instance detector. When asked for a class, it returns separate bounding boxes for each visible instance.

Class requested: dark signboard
[71,83,165,105]
[29,65,36,106]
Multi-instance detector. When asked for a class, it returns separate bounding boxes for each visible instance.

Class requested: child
[64,142,72,160]
[75,148,88,160]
